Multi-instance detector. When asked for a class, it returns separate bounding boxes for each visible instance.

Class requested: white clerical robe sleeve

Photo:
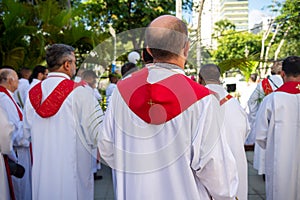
[191,95,238,200]
[74,87,104,149]
[248,84,262,126]
[97,91,115,166]
[246,84,263,144]
[0,94,28,148]
[255,95,273,149]
[0,106,16,161]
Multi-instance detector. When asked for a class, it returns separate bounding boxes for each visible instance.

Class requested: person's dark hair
[270,61,282,75]
[142,48,153,65]
[121,62,138,77]
[46,44,75,71]
[199,64,221,84]
[81,70,97,80]
[282,56,300,77]
[108,73,119,83]
[145,17,188,60]
[0,65,14,70]
[29,65,47,84]
[250,73,258,82]
[19,67,32,79]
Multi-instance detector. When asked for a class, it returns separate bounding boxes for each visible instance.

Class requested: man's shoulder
[18,78,30,87]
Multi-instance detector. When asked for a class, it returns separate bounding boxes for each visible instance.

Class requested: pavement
[94,150,265,200]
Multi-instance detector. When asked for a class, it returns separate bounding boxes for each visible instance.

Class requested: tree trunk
[176,0,182,19]
[196,0,205,73]
[274,26,292,61]
[259,19,273,77]
[263,23,280,74]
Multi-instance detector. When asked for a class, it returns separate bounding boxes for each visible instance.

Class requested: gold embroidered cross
[296,84,300,91]
[148,99,155,106]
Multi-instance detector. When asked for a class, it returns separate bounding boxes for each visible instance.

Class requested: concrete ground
[94,150,266,200]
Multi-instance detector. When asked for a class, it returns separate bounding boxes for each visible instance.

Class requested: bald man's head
[145,15,188,61]
[199,64,221,85]
[0,68,19,92]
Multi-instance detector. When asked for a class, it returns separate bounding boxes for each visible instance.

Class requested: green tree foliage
[0,0,101,70]
[275,0,300,58]
[0,0,193,70]
[213,19,236,37]
[212,27,261,80]
[76,0,193,49]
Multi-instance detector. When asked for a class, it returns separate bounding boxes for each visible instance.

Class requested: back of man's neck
[153,58,185,69]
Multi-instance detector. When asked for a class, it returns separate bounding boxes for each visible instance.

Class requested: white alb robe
[206,84,249,200]
[0,107,15,200]
[0,88,32,200]
[13,78,30,109]
[255,83,300,200]
[84,85,102,173]
[247,75,283,175]
[105,83,117,106]
[23,72,104,200]
[99,64,238,200]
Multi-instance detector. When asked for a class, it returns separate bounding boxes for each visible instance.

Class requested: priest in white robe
[23,44,104,200]
[81,69,103,179]
[13,67,31,109]
[0,106,15,200]
[98,15,238,200]
[247,62,283,176]
[0,68,32,200]
[256,56,300,200]
[199,64,250,200]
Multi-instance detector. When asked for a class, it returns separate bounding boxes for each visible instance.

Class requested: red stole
[220,94,233,106]
[118,67,212,124]
[29,79,85,118]
[262,78,273,95]
[0,86,20,200]
[276,81,300,94]
[0,86,23,120]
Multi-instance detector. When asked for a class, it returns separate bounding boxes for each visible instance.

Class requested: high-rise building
[219,0,248,31]
[192,0,248,50]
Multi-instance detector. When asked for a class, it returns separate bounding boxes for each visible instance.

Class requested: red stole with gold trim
[118,67,212,125]
[262,78,273,96]
[220,94,233,106]
[29,79,85,118]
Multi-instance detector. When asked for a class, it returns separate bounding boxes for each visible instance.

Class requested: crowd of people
[1,15,300,200]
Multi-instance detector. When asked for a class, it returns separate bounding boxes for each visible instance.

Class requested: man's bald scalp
[145,15,188,60]
[0,68,16,84]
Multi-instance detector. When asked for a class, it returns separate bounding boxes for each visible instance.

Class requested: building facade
[192,0,249,50]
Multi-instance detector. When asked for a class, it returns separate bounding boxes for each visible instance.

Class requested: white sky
[249,0,285,28]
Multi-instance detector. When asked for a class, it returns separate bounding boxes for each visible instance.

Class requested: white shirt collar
[47,72,70,80]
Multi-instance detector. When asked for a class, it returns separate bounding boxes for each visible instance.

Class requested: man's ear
[280,71,286,81]
[146,47,153,56]
[7,76,13,85]
[63,61,71,71]
[183,41,190,57]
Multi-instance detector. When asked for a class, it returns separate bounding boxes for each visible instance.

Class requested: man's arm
[0,106,17,161]
[75,87,104,149]
[191,95,238,200]
[255,95,273,149]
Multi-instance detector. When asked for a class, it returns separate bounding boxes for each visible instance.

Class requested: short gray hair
[0,69,15,84]
[199,64,221,84]
[46,44,75,71]
[145,18,188,60]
